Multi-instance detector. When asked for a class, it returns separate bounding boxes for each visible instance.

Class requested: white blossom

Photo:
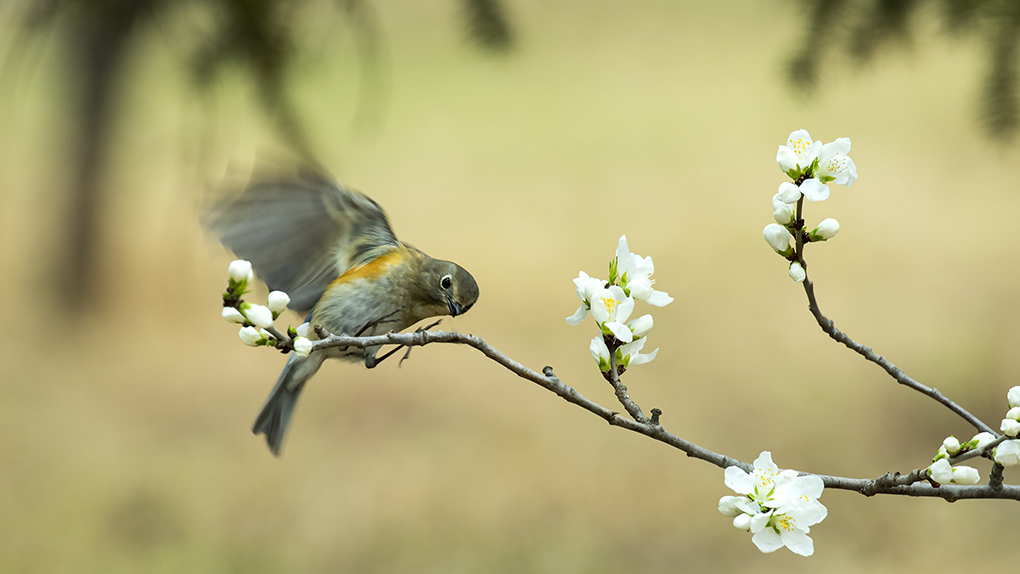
[810,218,840,242]
[267,291,291,314]
[952,466,981,485]
[763,224,793,257]
[928,459,954,484]
[776,182,802,204]
[799,138,858,202]
[776,129,821,178]
[617,336,658,367]
[615,236,673,307]
[788,262,806,282]
[1008,407,1020,421]
[243,303,275,329]
[1003,418,1020,438]
[566,271,605,325]
[972,432,996,451]
[590,336,611,372]
[1009,386,1020,408]
[228,260,254,283]
[943,436,961,455]
[721,452,827,557]
[628,314,654,339]
[590,286,636,343]
[773,203,795,225]
[994,440,1020,467]
[293,337,314,358]
[238,326,263,346]
[222,307,246,324]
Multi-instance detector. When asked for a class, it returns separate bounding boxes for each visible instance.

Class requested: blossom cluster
[220,260,314,357]
[566,236,672,373]
[763,129,857,282]
[719,452,827,557]
[934,383,1020,473]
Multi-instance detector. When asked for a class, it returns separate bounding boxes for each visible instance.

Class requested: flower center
[602,297,617,315]
[776,514,797,532]
[824,154,847,174]
[790,137,811,156]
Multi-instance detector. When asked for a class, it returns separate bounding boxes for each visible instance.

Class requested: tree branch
[310,328,1020,500]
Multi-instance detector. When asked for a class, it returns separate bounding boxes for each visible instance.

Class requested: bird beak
[447,298,462,317]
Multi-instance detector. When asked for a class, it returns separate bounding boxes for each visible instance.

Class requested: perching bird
[203,168,479,456]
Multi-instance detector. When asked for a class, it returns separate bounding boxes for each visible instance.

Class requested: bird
[203,168,479,456]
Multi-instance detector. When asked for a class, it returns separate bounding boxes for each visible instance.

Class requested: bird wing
[202,169,399,313]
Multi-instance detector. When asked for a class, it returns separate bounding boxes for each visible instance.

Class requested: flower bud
[222,307,245,324]
[1008,407,1020,421]
[293,337,314,358]
[771,193,785,212]
[1002,418,1020,437]
[228,260,254,283]
[951,466,981,485]
[763,224,793,257]
[773,203,795,225]
[936,445,949,459]
[994,440,1020,467]
[590,336,611,372]
[243,303,274,329]
[239,326,263,346]
[788,261,806,282]
[1009,386,1020,408]
[928,458,953,484]
[732,513,752,531]
[815,218,839,240]
[972,432,996,451]
[267,291,291,314]
[628,314,654,339]
[718,495,744,517]
[942,436,961,455]
[296,322,311,338]
[776,182,802,204]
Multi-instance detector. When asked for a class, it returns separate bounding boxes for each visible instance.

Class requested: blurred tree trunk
[60,2,141,311]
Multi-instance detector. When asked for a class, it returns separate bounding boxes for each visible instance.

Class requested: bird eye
[440,275,452,290]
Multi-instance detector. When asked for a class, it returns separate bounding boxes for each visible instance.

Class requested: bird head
[420,259,479,318]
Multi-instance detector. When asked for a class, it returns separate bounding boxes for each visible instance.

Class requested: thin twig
[606,338,649,423]
[309,329,1020,501]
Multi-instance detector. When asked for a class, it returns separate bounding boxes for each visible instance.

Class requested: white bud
[628,314,654,339]
[776,182,802,203]
[590,336,611,371]
[994,440,1020,467]
[228,260,254,283]
[771,193,785,212]
[221,307,245,324]
[293,337,314,358]
[928,458,953,484]
[732,513,752,531]
[972,432,996,450]
[267,291,291,314]
[942,436,961,455]
[773,203,795,225]
[1008,386,1020,408]
[718,495,744,517]
[814,218,840,240]
[239,326,263,346]
[296,322,311,338]
[1002,419,1020,437]
[788,261,806,282]
[951,465,981,485]
[763,224,793,256]
[1008,407,1020,421]
[243,304,274,329]
[937,444,949,458]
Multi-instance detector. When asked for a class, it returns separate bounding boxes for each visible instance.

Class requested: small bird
[203,168,479,456]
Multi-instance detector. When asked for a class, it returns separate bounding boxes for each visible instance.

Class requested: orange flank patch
[327,248,404,289]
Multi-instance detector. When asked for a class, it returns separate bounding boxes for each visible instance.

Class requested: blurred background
[3,0,1020,571]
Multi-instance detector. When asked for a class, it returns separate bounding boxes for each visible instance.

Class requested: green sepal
[820,175,835,184]
[598,358,611,372]
[786,168,801,180]
[608,257,618,285]
[288,326,298,338]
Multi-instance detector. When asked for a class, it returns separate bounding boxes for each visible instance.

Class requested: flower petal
[645,290,674,307]
[724,466,754,495]
[780,528,814,557]
[605,321,633,344]
[566,304,588,325]
[800,178,829,202]
[751,528,785,554]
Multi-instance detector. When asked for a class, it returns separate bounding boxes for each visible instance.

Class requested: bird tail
[253,353,325,456]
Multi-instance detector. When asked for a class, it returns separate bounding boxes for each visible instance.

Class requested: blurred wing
[202,171,399,313]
